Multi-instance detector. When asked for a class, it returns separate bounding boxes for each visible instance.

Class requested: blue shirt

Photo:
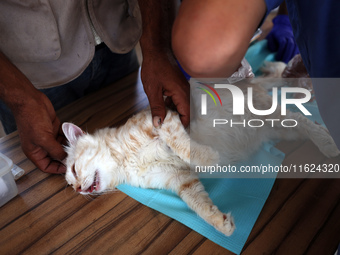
[265,0,340,149]
[265,0,340,78]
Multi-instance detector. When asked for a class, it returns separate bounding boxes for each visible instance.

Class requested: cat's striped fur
[63,110,235,236]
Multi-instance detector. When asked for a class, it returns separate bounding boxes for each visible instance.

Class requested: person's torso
[0,0,142,88]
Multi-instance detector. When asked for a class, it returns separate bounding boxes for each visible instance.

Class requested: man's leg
[172,0,267,78]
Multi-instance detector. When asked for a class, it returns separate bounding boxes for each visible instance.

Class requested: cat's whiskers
[82,175,94,190]
[82,194,95,201]
[104,188,120,194]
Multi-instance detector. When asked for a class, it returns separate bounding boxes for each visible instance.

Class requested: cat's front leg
[159,111,220,166]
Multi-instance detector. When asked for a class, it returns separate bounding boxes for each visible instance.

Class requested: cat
[62,63,340,237]
[62,110,234,236]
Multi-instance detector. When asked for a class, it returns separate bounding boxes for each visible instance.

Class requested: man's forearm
[138,0,177,56]
[0,51,39,114]
[136,0,191,128]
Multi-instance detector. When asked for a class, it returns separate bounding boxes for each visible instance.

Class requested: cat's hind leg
[166,171,235,236]
[272,110,340,157]
[159,111,220,166]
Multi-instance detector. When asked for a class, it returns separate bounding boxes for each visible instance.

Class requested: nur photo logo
[197,82,223,115]
[195,81,313,128]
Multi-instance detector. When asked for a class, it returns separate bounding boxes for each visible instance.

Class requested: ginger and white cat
[62,63,340,237]
[62,110,235,235]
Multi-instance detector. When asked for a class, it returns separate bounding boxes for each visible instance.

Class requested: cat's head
[62,123,118,195]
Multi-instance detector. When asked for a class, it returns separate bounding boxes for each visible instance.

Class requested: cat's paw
[320,142,340,158]
[214,212,235,236]
[314,126,340,158]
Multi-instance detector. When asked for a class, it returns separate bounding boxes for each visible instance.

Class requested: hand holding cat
[13,91,67,174]
[140,53,190,128]
[0,51,67,174]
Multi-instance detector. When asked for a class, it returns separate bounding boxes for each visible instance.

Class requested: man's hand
[141,52,190,127]
[13,91,67,173]
[0,51,66,174]
[138,0,190,127]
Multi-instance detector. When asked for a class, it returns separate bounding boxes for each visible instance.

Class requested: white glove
[225,58,254,84]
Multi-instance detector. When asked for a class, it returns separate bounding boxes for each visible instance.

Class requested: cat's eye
[71,164,77,178]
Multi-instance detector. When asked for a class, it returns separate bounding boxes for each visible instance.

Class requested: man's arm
[138,0,190,127]
[0,51,66,173]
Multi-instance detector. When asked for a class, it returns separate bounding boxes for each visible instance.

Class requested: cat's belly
[128,159,191,190]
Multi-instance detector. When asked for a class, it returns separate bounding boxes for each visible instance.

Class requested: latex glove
[226,58,254,83]
[206,58,254,84]
[141,53,190,128]
[266,15,300,63]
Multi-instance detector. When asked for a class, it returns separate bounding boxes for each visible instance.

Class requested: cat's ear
[62,122,84,145]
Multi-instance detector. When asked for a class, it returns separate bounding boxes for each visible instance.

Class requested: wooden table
[0,70,339,255]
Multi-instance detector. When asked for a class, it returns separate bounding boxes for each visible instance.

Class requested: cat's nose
[75,186,82,192]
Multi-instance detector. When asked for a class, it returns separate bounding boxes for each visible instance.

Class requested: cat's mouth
[83,171,100,193]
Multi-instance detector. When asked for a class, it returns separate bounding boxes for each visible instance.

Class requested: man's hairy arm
[0,51,66,173]
[137,0,190,127]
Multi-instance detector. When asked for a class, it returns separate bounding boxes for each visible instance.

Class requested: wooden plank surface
[0,70,339,255]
